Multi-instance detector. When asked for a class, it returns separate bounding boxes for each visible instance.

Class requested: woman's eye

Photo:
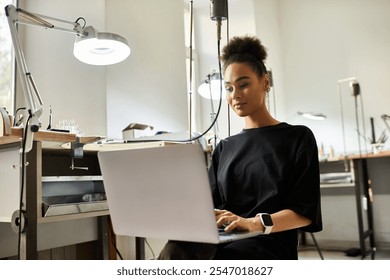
[239,83,248,89]
[225,87,233,93]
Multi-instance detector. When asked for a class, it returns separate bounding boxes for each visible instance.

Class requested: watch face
[262,214,273,226]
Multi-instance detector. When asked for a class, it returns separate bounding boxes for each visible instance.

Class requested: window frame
[0,0,17,116]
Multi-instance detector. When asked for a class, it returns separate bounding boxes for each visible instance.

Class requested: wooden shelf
[10,127,77,142]
[0,127,105,150]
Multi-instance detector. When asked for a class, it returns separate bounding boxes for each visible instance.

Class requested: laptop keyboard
[218,227,244,236]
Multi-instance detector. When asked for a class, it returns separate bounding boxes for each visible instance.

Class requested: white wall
[267,0,390,247]
[17,0,107,136]
[277,0,390,156]
[16,0,189,139]
[253,0,285,120]
[105,0,188,139]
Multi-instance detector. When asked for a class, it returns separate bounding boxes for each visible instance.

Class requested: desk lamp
[298,111,327,121]
[5,4,130,152]
[198,71,224,100]
[337,77,368,160]
[5,4,130,260]
[338,77,376,259]
[198,71,224,147]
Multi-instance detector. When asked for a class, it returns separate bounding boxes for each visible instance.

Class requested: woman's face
[224,62,268,118]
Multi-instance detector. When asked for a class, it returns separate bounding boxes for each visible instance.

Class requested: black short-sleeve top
[208,122,322,232]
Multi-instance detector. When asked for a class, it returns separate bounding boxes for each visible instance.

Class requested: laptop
[98,143,262,244]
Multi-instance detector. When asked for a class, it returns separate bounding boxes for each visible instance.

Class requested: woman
[158,35,322,260]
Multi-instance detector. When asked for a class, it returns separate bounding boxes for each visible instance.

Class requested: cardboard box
[122,123,154,140]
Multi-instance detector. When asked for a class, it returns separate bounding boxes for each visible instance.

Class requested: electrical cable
[125,2,226,145]
[127,40,224,145]
[177,39,224,143]
[144,239,156,260]
[17,113,32,260]
[108,217,156,260]
[13,107,27,126]
[183,3,227,143]
[75,17,86,28]
[108,218,123,260]
[226,2,231,137]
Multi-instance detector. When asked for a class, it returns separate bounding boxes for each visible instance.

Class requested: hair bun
[222,35,267,63]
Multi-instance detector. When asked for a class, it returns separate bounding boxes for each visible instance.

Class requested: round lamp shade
[198,78,225,100]
[74,27,130,65]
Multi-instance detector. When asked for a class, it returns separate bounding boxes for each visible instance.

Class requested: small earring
[266,86,271,93]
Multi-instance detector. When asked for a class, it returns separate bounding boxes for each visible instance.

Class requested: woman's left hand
[215,209,262,232]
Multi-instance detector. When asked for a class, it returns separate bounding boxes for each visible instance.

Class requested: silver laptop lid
[98,143,220,243]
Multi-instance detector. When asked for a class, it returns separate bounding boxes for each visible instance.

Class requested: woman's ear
[264,74,271,93]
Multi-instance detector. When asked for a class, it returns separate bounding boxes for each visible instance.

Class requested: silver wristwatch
[258,213,273,234]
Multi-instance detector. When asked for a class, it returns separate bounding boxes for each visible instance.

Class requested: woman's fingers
[215,211,242,229]
[214,210,260,232]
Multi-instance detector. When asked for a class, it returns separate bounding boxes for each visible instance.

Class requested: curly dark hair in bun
[221,35,268,76]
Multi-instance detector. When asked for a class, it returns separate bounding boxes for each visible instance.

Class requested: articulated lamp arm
[6,6,44,129]
[5,5,85,152]
[5,5,80,150]
[5,5,86,116]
